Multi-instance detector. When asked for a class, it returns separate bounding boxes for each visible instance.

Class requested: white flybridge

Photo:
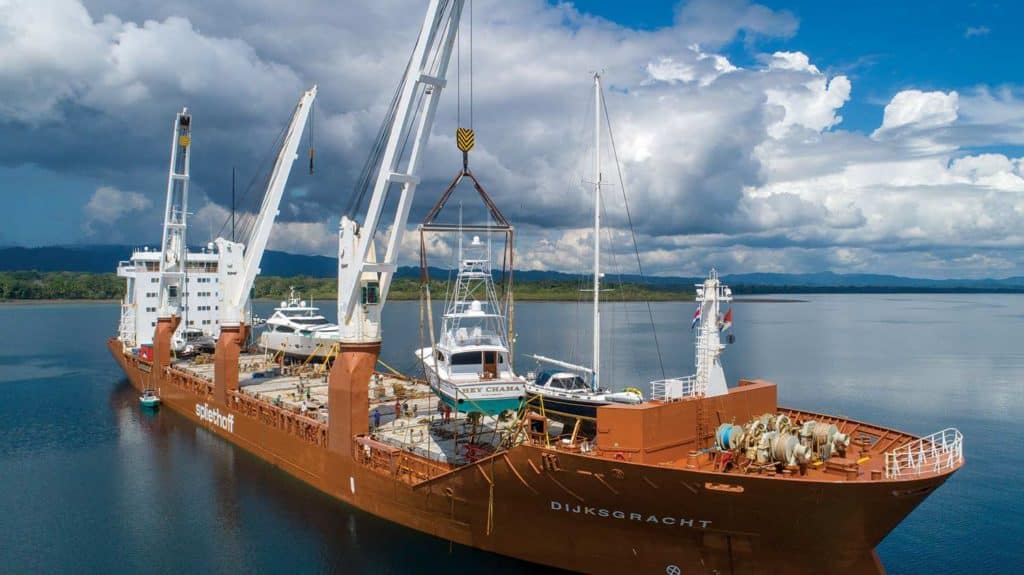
[524,73,642,419]
[157,109,193,318]
[335,0,464,344]
[650,269,733,400]
[216,85,317,329]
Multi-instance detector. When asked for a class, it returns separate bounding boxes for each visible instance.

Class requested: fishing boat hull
[422,367,524,416]
[109,336,959,575]
[434,390,523,415]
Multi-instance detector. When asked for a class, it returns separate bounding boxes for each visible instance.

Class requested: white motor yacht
[258,288,339,359]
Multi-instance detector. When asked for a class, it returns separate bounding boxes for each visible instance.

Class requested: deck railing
[884,428,963,479]
[650,375,698,401]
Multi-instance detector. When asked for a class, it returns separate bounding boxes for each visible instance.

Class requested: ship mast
[591,72,602,392]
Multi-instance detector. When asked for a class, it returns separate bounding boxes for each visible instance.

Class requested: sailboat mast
[592,72,602,392]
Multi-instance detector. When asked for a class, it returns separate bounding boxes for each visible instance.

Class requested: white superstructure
[117,247,221,348]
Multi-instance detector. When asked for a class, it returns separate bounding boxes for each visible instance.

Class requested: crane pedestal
[214,324,249,404]
[328,342,381,457]
[152,316,181,383]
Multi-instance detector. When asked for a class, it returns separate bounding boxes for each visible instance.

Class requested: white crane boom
[217,85,317,327]
[337,0,464,342]
[157,109,192,318]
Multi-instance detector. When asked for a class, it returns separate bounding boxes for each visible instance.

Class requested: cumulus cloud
[0,0,301,124]
[6,0,1024,278]
[83,185,151,235]
[763,51,851,138]
[645,46,738,87]
[873,90,959,136]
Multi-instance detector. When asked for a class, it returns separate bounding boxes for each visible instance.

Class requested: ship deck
[165,352,960,484]
[172,352,519,466]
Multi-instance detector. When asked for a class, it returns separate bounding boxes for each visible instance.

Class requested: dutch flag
[690,306,701,329]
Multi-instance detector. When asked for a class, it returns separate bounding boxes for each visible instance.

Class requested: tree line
[0,271,693,302]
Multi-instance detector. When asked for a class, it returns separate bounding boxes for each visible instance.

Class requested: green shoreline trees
[0,271,692,302]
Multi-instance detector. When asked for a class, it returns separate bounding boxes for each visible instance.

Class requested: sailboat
[524,73,643,419]
[416,234,525,415]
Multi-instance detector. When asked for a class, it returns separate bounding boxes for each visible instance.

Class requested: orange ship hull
[109,337,955,574]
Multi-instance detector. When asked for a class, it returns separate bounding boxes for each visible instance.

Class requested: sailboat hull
[527,391,604,419]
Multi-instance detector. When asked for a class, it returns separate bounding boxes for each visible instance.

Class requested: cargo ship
[109,3,963,573]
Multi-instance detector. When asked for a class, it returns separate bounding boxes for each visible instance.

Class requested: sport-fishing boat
[107,5,963,573]
[416,235,524,415]
[524,73,642,419]
[258,287,339,359]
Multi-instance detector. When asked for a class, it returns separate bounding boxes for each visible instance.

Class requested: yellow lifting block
[179,135,191,148]
[456,127,474,152]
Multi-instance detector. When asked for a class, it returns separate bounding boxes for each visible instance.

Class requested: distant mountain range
[4,244,1024,292]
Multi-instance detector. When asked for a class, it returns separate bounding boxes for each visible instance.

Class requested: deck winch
[800,420,851,460]
[715,413,851,471]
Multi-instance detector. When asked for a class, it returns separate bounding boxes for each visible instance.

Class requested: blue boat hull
[437,393,522,416]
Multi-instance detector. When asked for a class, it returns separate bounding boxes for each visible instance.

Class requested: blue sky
[3,0,1024,278]
[579,0,1014,134]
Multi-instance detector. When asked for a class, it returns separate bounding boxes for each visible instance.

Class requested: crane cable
[455,0,475,160]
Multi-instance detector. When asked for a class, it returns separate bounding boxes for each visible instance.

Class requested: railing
[650,375,698,401]
[884,428,963,479]
[118,303,136,346]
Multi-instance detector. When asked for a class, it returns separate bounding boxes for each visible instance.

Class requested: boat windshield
[549,375,589,391]
[291,317,327,325]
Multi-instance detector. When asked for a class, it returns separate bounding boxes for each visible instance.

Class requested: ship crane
[327,0,466,458]
[215,85,318,328]
[336,0,465,344]
[157,109,193,319]
[207,86,317,403]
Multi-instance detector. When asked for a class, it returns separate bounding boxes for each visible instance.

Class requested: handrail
[884,428,963,479]
[650,375,698,401]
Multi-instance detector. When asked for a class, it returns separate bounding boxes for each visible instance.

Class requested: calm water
[0,295,1020,574]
